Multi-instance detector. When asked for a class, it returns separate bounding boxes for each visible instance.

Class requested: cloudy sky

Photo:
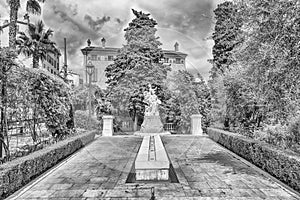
[0,0,225,80]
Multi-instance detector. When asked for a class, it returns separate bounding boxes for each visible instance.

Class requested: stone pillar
[191,114,203,135]
[102,115,114,136]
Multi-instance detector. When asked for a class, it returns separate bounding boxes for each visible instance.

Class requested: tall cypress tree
[210,1,243,79]
[105,9,170,130]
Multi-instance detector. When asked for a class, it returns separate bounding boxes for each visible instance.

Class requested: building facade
[67,71,83,87]
[81,38,187,89]
[42,52,61,76]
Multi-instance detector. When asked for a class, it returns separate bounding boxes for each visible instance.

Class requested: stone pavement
[7,135,300,200]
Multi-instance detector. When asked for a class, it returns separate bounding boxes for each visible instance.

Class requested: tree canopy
[105,9,170,129]
[209,0,300,140]
[16,20,58,68]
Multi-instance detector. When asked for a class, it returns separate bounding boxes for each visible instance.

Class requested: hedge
[207,128,300,193]
[0,130,96,199]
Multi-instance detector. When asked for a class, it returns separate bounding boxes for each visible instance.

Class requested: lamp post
[86,61,95,124]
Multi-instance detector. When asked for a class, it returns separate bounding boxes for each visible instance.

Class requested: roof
[68,71,80,76]
[162,50,188,57]
[81,46,120,55]
[80,46,188,58]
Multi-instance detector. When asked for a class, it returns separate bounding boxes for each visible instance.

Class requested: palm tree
[7,0,45,48]
[16,20,57,68]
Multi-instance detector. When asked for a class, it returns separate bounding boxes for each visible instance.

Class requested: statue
[139,84,164,133]
[144,84,161,116]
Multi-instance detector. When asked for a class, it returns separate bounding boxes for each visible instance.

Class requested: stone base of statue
[140,115,164,133]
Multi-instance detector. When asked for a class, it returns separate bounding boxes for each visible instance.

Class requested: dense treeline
[209,0,300,149]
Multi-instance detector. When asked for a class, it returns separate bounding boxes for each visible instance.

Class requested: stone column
[102,115,114,136]
[191,114,203,135]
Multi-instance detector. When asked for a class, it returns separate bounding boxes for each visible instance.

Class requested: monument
[140,84,164,133]
[133,84,170,181]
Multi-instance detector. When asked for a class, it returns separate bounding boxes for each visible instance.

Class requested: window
[108,55,114,61]
[176,58,181,64]
[51,69,53,74]
[57,63,59,70]
[104,56,108,61]
[43,64,46,68]
[91,55,97,61]
[98,56,101,61]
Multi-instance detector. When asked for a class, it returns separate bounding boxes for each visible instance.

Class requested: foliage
[209,0,300,147]
[169,70,211,133]
[7,0,46,48]
[71,84,102,111]
[94,88,112,120]
[287,115,300,144]
[210,1,243,78]
[105,9,170,129]
[1,56,75,159]
[29,72,74,140]
[16,20,58,68]
[0,47,18,158]
[74,110,100,132]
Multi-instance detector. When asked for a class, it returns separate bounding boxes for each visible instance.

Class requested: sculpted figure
[144,84,161,116]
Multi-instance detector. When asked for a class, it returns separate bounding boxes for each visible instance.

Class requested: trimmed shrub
[208,128,300,192]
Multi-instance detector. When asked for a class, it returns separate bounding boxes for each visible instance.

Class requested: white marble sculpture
[144,84,161,116]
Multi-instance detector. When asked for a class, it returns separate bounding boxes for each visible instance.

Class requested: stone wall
[207,128,300,193]
[0,131,96,199]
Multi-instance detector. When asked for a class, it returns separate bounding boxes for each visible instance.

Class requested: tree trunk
[32,53,39,68]
[0,62,9,158]
[9,0,20,49]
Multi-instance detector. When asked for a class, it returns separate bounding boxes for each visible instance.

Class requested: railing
[121,120,134,132]
[3,118,51,157]
[164,123,176,133]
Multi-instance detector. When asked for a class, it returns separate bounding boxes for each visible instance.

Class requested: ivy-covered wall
[207,128,300,193]
[0,131,96,199]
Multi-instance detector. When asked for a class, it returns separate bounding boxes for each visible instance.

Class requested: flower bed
[207,128,300,192]
[0,130,96,199]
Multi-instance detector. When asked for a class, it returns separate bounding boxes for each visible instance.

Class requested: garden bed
[0,130,96,199]
[207,128,300,193]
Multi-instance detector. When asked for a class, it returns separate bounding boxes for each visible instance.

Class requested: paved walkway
[7,135,300,199]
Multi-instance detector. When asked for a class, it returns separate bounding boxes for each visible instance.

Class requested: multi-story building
[42,51,61,76]
[81,38,187,89]
[67,71,83,87]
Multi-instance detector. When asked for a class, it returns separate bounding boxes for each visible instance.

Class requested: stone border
[207,128,300,193]
[0,131,96,199]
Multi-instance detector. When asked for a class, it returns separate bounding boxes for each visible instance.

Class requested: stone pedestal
[191,114,203,135]
[140,116,164,133]
[102,115,114,136]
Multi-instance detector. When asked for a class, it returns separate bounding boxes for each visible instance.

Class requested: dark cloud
[84,15,110,32]
[138,0,214,39]
[116,18,122,24]
[43,0,100,56]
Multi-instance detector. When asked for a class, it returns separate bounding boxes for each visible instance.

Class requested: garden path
[7,135,300,199]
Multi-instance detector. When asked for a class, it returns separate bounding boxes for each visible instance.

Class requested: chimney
[101,37,106,48]
[174,42,179,51]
